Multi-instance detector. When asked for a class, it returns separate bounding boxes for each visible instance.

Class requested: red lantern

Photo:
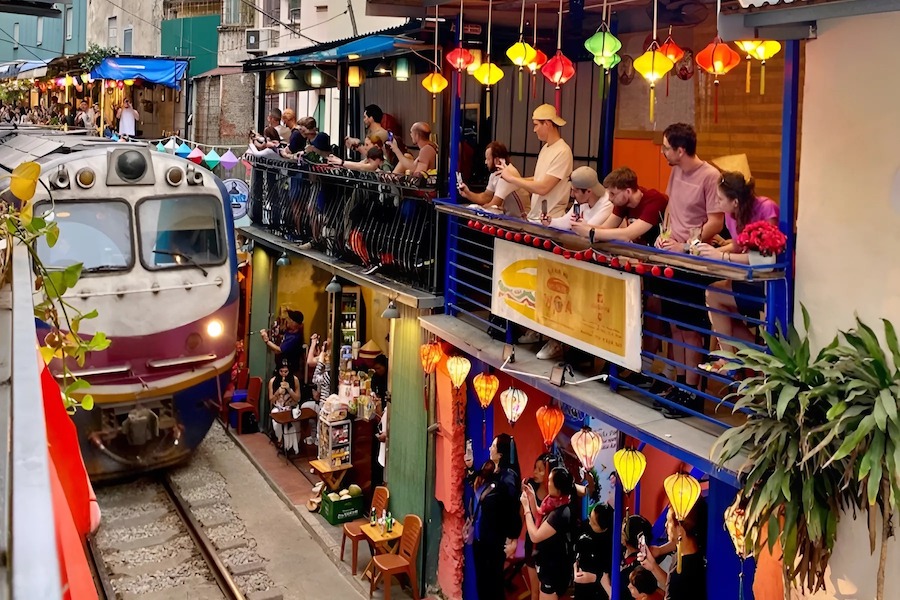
[514,233,523,242]
[536,405,564,448]
[658,29,684,97]
[446,46,474,91]
[542,51,575,87]
[543,240,552,250]
[695,37,741,123]
[117,80,125,89]
[523,234,532,244]
[532,237,542,247]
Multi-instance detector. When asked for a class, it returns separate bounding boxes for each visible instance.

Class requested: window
[138,196,226,270]
[65,7,73,40]
[123,27,133,54]
[223,0,254,26]
[107,17,117,48]
[12,23,18,49]
[262,0,280,27]
[35,201,134,273]
[36,17,43,46]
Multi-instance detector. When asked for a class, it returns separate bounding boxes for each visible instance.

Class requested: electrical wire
[238,0,321,45]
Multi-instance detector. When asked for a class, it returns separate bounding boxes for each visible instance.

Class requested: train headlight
[166,167,183,186]
[76,168,96,189]
[206,319,224,338]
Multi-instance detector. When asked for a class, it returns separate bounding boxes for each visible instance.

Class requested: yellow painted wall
[273,261,331,342]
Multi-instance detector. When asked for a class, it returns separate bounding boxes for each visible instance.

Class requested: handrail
[5,242,61,599]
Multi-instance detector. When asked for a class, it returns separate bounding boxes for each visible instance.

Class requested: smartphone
[638,533,648,557]
[464,439,473,463]
[388,131,394,142]
[573,203,582,220]
[456,172,463,189]
[541,199,548,216]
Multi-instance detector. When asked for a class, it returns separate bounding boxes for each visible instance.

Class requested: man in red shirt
[580,166,668,244]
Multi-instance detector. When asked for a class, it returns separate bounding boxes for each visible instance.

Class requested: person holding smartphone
[268,360,300,447]
[574,503,614,600]
[458,142,529,218]
[543,167,613,234]
[639,498,707,600]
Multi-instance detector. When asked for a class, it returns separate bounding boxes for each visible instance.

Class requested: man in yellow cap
[498,104,573,221]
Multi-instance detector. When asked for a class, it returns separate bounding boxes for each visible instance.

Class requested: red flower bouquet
[736,221,787,256]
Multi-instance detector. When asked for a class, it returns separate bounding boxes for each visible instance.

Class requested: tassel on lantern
[734,41,760,94]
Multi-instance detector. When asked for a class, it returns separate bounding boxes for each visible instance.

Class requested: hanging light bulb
[347,65,364,88]
[325,276,342,294]
[375,60,391,75]
[394,57,410,82]
[308,68,324,87]
[541,0,574,111]
[381,300,400,319]
[506,0,537,101]
[471,0,503,118]
[633,0,674,123]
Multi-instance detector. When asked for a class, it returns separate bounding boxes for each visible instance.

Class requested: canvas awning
[15,60,49,80]
[90,57,189,89]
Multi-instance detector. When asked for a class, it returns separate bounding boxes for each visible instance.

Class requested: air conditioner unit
[246,28,278,54]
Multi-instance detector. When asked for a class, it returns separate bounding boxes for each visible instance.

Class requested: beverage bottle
[387,511,393,533]
[381,509,387,533]
[370,507,377,526]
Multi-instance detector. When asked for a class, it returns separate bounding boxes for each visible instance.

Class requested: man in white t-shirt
[545,166,613,233]
[458,141,529,218]
[116,98,139,137]
[498,104,573,220]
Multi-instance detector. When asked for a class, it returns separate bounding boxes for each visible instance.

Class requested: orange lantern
[535,405,564,448]
[570,426,601,471]
[695,37,740,123]
[420,342,442,375]
[733,40,761,93]
[472,373,499,409]
[658,27,684,97]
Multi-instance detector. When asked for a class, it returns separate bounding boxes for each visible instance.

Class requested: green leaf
[88,331,111,351]
[45,222,59,247]
[62,263,83,288]
[879,388,898,425]
[64,379,91,396]
[829,415,876,465]
[80,395,94,410]
[776,384,800,420]
[883,319,900,372]
[45,271,68,296]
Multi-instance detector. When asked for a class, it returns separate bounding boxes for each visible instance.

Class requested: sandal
[699,360,738,376]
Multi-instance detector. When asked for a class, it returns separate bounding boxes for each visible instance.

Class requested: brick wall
[194,72,257,148]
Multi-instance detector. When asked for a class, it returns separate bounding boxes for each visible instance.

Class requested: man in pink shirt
[652,123,724,416]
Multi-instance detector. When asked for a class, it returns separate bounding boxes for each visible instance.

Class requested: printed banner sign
[224,178,250,222]
[492,239,642,371]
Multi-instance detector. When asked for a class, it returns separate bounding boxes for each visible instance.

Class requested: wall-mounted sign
[491,239,642,371]
[224,178,249,221]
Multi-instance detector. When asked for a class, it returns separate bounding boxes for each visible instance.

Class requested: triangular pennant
[175,143,191,158]
[187,147,205,165]
[164,138,177,153]
[156,142,165,152]
[204,149,221,169]
[220,149,239,170]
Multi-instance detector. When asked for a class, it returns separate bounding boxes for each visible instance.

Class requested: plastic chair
[340,486,389,575]
[221,367,250,422]
[369,513,422,600]
[229,376,261,434]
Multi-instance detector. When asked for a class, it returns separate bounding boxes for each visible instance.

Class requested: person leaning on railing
[588,167,668,246]
[328,136,390,172]
[458,141,529,218]
[543,166,613,234]
[388,121,437,176]
[690,171,779,373]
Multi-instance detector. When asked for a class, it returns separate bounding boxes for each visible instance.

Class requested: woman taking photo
[523,454,558,600]
[521,466,575,600]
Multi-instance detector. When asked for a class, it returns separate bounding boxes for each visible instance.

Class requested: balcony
[433,204,790,435]
[244,156,445,299]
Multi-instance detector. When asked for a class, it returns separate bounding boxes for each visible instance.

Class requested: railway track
[88,471,255,600]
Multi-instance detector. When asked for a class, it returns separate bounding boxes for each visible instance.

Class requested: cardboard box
[320,493,365,526]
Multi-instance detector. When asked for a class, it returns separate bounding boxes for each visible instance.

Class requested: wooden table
[271,410,303,459]
[359,522,404,584]
[309,458,353,492]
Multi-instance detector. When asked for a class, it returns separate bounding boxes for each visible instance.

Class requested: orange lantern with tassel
[535,405,564,448]
[695,37,740,123]
[658,27,684,96]
[473,373,500,444]
[420,342,442,375]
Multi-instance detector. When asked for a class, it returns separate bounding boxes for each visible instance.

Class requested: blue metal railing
[439,206,791,429]
[2,243,62,599]
[246,156,444,294]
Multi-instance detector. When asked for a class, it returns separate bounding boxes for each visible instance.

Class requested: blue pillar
[769,39,800,334]
[707,478,755,600]
[447,13,462,204]
[463,357,493,600]
[599,18,620,177]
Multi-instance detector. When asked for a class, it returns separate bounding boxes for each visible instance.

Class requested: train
[1,130,239,481]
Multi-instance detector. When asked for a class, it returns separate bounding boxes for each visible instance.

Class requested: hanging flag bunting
[164,138,177,153]
[204,149,221,169]
[187,147,205,164]
[175,143,192,158]
[220,149,239,170]
[156,142,165,152]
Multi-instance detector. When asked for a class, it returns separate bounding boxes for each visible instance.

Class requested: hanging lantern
[506,0,537,102]
[420,342,443,375]
[724,494,750,559]
[472,0,502,118]
[633,45,674,123]
[220,149,239,170]
[65,74,73,86]
[658,27,684,96]
[204,149,221,169]
[613,447,647,493]
[347,66,364,88]
[187,147,205,165]
[394,57,410,82]
[446,47,474,76]
[542,0,574,111]
[472,373,499,409]
[124,79,135,86]
[80,73,90,84]
[664,472,702,574]
[422,5,447,123]
[584,25,622,67]
[733,40,761,94]
[535,405,564,448]
[695,36,740,123]
[446,356,471,390]
[308,69,323,87]
[570,426,601,471]
[749,40,781,95]
[499,387,527,425]
[117,80,125,89]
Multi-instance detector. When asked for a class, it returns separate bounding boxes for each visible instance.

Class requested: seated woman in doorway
[269,360,300,450]
[691,171,779,373]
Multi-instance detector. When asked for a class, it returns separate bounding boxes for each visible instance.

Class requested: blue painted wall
[0,1,87,63]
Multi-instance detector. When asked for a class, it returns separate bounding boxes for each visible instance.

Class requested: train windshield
[34,201,133,273]
[138,195,226,269]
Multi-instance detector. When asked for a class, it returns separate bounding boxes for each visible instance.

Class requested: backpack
[241,411,259,434]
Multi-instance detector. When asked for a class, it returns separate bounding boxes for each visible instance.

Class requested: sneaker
[620,371,654,390]
[518,330,542,344]
[536,340,564,360]
[304,436,315,446]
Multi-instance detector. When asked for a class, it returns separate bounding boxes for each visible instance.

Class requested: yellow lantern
[749,40,781,95]
[614,447,647,494]
[422,71,447,124]
[65,74,73,86]
[571,427,601,471]
[506,39,536,101]
[723,494,750,559]
[347,66,364,88]
[734,40,761,93]
[466,49,482,75]
[420,342,442,375]
[499,387,527,425]
[633,46,674,123]
[664,472,702,573]
[472,373,499,409]
[446,356,471,390]
[471,62,503,87]
[80,73,90,84]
